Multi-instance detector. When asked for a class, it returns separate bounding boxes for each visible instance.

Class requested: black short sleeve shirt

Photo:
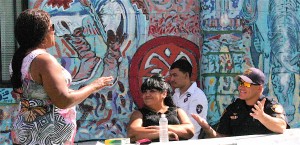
[216,97,289,136]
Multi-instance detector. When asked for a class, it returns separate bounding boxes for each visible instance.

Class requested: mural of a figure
[268,0,299,124]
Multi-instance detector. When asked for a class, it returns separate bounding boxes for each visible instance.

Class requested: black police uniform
[216,96,289,136]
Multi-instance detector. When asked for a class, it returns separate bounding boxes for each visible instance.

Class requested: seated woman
[127,74,194,142]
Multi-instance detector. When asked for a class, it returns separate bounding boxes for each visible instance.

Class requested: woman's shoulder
[169,107,185,115]
[26,49,49,58]
[175,107,185,113]
[32,51,59,67]
[130,110,143,119]
[33,51,54,61]
[168,106,178,111]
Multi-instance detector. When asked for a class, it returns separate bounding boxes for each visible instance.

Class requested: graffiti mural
[29,0,146,141]
[0,0,299,144]
[268,0,299,124]
[200,0,300,127]
[0,88,17,145]
[129,36,200,108]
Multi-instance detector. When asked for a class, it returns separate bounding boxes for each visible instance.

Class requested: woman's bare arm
[30,53,113,109]
[127,111,161,142]
[168,108,195,139]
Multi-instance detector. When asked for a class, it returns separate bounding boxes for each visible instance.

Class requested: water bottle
[159,113,169,142]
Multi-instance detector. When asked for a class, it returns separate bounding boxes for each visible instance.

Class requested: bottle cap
[161,114,166,118]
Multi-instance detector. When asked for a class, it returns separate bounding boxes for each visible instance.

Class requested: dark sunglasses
[239,81,260,88]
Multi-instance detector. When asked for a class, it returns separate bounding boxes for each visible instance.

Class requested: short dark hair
[141,74,175,107]
[170,59,192,77]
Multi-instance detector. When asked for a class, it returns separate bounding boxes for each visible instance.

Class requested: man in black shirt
[192,67,289,137]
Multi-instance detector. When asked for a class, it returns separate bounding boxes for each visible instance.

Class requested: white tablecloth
[75,128,300,145]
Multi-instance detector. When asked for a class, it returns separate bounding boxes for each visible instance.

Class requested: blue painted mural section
[35,0,146,141]
[200,0,299,127]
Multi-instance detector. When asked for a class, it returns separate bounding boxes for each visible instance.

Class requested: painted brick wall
[0,0,299,144]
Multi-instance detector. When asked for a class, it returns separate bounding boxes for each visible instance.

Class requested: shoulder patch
[271,104,284,114]
[196,104,203,114]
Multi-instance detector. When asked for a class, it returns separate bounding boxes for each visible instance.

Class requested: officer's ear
[257,85,264,93]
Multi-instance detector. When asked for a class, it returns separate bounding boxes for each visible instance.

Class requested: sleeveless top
[139,106,181,142]
[11,49,76,145]
[139,106,180,127]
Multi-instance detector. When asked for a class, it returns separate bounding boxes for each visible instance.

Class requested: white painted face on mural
[100,1,123,35]
[51,17,82,36]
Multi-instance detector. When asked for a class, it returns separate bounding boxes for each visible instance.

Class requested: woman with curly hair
[10,9,113,145]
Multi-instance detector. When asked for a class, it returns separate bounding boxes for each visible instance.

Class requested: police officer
[192,67,289,137]
[169,59,208,139]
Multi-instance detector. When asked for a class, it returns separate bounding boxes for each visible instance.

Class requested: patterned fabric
[11,49,76,145]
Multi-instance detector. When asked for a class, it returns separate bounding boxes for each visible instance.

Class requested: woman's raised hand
[90,76,114,92]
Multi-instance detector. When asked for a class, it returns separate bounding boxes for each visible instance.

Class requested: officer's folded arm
[255,113,288,134]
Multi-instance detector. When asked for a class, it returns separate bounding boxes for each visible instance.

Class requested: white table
[75,128,300,145]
